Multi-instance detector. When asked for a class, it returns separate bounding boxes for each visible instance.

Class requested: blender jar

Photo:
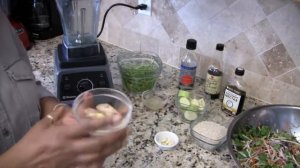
[55,0,101,47]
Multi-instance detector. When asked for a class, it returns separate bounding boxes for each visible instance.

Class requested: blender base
[57,42,107,68]
[54,44,113,105]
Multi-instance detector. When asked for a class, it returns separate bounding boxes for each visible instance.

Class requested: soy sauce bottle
[204,43,224,99]
[222,67,246,115]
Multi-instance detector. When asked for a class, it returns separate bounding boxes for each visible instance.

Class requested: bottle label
[222,88,241,114]
[179,65,196,87]
[205,73,222,94]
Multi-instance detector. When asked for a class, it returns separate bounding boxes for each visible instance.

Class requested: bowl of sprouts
[227,105,300,168]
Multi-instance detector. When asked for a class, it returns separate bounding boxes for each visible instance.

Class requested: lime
[178,90,190,98]
[184,111,197,121]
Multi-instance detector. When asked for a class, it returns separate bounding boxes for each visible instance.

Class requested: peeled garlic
[84,108,105,119]
[96,103,118,117]
[160,138,173,146]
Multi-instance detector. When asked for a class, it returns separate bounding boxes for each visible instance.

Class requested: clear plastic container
[72,88,132,136]
[117,51,162,93]
[142,89,167,110]
[190,112,230,151]
[175,90,206,123]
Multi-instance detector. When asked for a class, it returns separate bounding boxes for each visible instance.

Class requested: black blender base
[57,42,107,68]
[56,67,113,102]
[54,43,114,104]
[55,66,113,104]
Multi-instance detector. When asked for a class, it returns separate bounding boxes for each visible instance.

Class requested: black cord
[97,3,147,38]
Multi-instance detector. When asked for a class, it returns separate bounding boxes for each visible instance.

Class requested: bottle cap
[235,67,245,76]
[186,39,197,50]
[216,43,224,51]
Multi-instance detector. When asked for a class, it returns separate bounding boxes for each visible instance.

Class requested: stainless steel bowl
[227,105,300,167]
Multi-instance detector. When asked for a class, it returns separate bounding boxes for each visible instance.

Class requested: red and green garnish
[232,125,300,168]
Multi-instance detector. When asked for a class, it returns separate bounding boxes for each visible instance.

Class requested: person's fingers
[76,162,102,168]
[53,105,72,125]
[65,117,110,137]
[85,163,100,168]
[74,153,100,166]
[77,92,94,118]
[111,113,123,125]
[98,137,125,158]
[71,128,128,155]
[118,105,129,117]
[66,111,126,137]
[38,104,69,129]
[92,128,129,157]
[60,110,78,126]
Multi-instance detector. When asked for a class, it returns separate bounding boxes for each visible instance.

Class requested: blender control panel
[59,71,109,101]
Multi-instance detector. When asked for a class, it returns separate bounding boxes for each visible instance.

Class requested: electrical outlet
[138,0,151,16]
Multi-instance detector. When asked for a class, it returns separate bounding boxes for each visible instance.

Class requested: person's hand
[2,93,129,168]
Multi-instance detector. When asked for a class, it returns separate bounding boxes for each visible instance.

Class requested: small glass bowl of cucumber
[175,90,206,123]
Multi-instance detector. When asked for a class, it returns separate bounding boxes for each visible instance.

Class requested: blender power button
[77,79,94,92]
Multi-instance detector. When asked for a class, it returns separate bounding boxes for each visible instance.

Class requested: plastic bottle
[222,67,246,116]
[204,43,224,99]
[179,39,198,90]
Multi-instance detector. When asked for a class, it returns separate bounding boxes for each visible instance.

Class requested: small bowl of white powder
[190,112,230,151]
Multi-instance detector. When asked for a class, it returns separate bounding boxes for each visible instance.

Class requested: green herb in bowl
[117,52,162,93]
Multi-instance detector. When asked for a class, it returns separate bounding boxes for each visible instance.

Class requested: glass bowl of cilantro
[117,51,162,93]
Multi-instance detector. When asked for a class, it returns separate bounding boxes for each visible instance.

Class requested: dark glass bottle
[204,43,224,99]
[222,67,246,115]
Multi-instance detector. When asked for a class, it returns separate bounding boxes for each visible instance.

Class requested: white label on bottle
[205,73,222,94]
[222,88,241,114]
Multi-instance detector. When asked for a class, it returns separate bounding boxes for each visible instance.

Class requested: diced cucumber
[190,98,200,110]
[191,99,199,106]
[198,98,205,111]
[179,97,190,107]
[178,90,190,98]
[184,111,198,121]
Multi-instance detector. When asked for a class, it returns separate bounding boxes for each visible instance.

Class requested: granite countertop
[27,36,264,168]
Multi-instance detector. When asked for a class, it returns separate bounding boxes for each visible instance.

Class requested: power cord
[97,3,147,38]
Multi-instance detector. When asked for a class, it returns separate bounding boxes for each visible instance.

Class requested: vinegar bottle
[179,39,198,90]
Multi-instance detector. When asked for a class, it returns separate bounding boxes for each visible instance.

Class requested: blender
[54,0,113,104]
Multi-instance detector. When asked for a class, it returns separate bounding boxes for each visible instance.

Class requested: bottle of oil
[222,67,246,115]
[204,43,224,99]
[179,39,198,90]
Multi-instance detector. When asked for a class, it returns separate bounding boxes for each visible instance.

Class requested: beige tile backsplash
[99,0,300,106]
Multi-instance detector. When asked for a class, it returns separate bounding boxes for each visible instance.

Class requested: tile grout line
[274,67,297,79]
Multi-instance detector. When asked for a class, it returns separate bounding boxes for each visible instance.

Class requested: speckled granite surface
[27,36,265,168]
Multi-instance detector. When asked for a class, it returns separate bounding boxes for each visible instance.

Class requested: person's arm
[0,104,128,168]
[34,80,64,117]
